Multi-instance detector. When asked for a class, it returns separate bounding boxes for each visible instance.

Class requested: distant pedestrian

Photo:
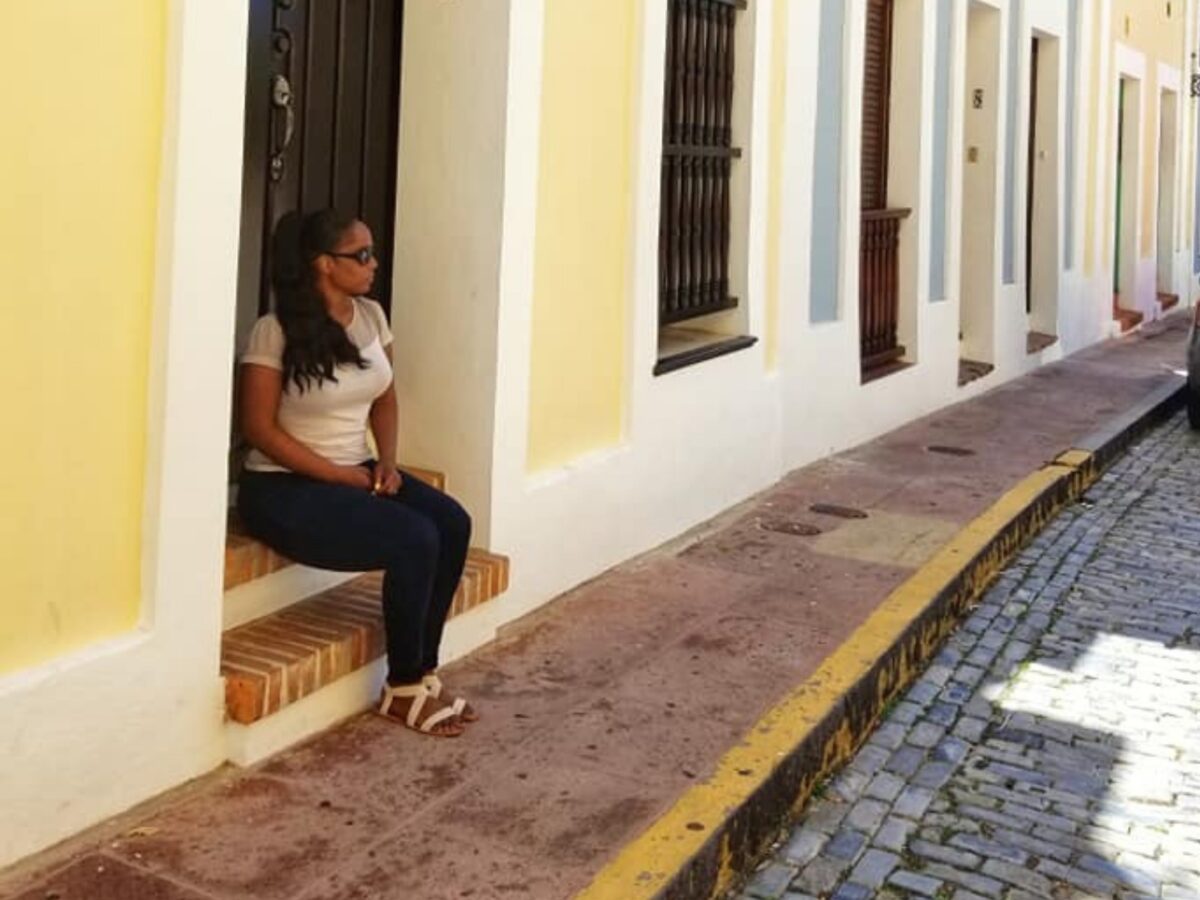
[237,208,476,737]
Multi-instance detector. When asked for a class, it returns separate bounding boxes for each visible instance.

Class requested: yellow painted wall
[1087,1,1187,269]
[527,0,635,471]
[0,6,166,673]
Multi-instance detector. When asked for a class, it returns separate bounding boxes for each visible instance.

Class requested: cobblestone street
[739,412,1200,900]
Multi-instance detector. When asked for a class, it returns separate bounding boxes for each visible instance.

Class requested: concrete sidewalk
[1,315,1191,900]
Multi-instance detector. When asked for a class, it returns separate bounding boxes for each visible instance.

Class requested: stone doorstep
[1025,331,1057,355]
[1112,298,1144,334]
[958,358,995,387]
[222,465,448,591]
[220,548,510,725]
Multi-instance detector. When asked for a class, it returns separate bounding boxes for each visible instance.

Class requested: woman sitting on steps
[238,208,475,738]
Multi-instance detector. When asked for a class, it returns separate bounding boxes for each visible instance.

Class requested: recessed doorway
[1156,88,1179,309]
[1113,75,1142,330]
[230,0,405,482]
[1025,33,1060,346]
[958,1,1001,382]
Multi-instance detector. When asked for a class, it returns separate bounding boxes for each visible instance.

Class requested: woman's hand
[333,465,374,490]
[372,463,403,495]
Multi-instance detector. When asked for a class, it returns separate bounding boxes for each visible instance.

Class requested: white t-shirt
[241,298,394,473]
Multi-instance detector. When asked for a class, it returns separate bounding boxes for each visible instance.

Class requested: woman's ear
[314,254,333,277]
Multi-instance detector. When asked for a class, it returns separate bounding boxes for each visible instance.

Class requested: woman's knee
[395,516,441,565]
[442,496,472,547]
[394,478,472,549]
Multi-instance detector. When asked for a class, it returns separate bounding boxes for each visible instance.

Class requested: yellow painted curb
[577,456,1093,900]
[1054,449,1092,469]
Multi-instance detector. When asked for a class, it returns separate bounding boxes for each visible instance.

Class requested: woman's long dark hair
[271,209,369,393]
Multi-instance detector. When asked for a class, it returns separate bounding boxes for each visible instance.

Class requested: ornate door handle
[270,74,295,181]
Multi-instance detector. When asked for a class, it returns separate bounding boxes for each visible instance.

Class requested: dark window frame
[657,0,747,328]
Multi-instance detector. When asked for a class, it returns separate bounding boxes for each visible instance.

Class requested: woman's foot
[378,681,464,737]
[423,673,479,723]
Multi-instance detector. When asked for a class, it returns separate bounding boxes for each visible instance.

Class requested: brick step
[224,466,446,591]
[1113,307,1144,333]
[1112,295,1144,334]
[221,548,510,725]
[1158,291,1180,311]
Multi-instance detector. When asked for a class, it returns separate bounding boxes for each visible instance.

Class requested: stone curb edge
[1075,377,1186,468]
[576,377,1187,900]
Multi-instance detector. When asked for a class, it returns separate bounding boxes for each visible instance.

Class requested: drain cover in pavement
[760,519,822,536]
[809,503,868,519]
[927,445,976,456]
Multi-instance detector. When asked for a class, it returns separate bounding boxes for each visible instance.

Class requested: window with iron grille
[658,0,745,326]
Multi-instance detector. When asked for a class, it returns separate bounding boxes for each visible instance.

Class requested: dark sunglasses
[326,246,376,265]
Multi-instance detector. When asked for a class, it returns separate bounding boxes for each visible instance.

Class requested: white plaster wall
[1184,0,1200,306]
[1157,87,1180,296]
[1059,0,1114,360]
[1112,44,1150,316]
[776,0,825,464]
[778,0,1077,467]
[1054,0,1112,356]
[888,0,932,359]
[960,1,1004,364]
[778,0,965,463]
[480,0,1196,639]
[391,0,512,548]
[989,0,1072,370]
[486,0,782,622]
[1088,0,1114,279]
[1155,63,1184,305]
[0,0,245,866]
[1090,15,1181,330]
[10,0,1200,871]
[780,0,962,469]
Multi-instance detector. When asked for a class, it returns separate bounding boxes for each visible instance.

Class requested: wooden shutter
[861,0,895,211]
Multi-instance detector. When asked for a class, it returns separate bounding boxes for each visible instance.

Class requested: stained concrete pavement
[1,315,1191,900]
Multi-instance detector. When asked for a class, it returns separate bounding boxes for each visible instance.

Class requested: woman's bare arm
[368,346,401,493]
[369,347,398,466]
[239,363,371,488]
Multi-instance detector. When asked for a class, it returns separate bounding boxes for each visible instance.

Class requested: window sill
[654,329,757,376]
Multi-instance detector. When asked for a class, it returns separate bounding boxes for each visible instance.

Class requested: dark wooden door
[235,0,404,350]
[859,0,909,378]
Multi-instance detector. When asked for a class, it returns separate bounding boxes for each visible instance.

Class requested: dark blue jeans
[237,464,471,684]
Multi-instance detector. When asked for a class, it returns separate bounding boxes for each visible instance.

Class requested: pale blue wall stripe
[810,0,846,323]
[1003,0,1022,283]
[1064,0,1079,270]
[929,0,953,301]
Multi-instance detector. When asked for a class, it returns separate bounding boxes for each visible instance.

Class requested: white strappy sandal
[423,673,478,723]
[378,682,463,736]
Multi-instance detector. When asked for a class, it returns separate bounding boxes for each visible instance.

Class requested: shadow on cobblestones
[737,417,1200,900]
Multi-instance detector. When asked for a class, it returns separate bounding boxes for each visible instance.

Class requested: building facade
[3,0,1197,867]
